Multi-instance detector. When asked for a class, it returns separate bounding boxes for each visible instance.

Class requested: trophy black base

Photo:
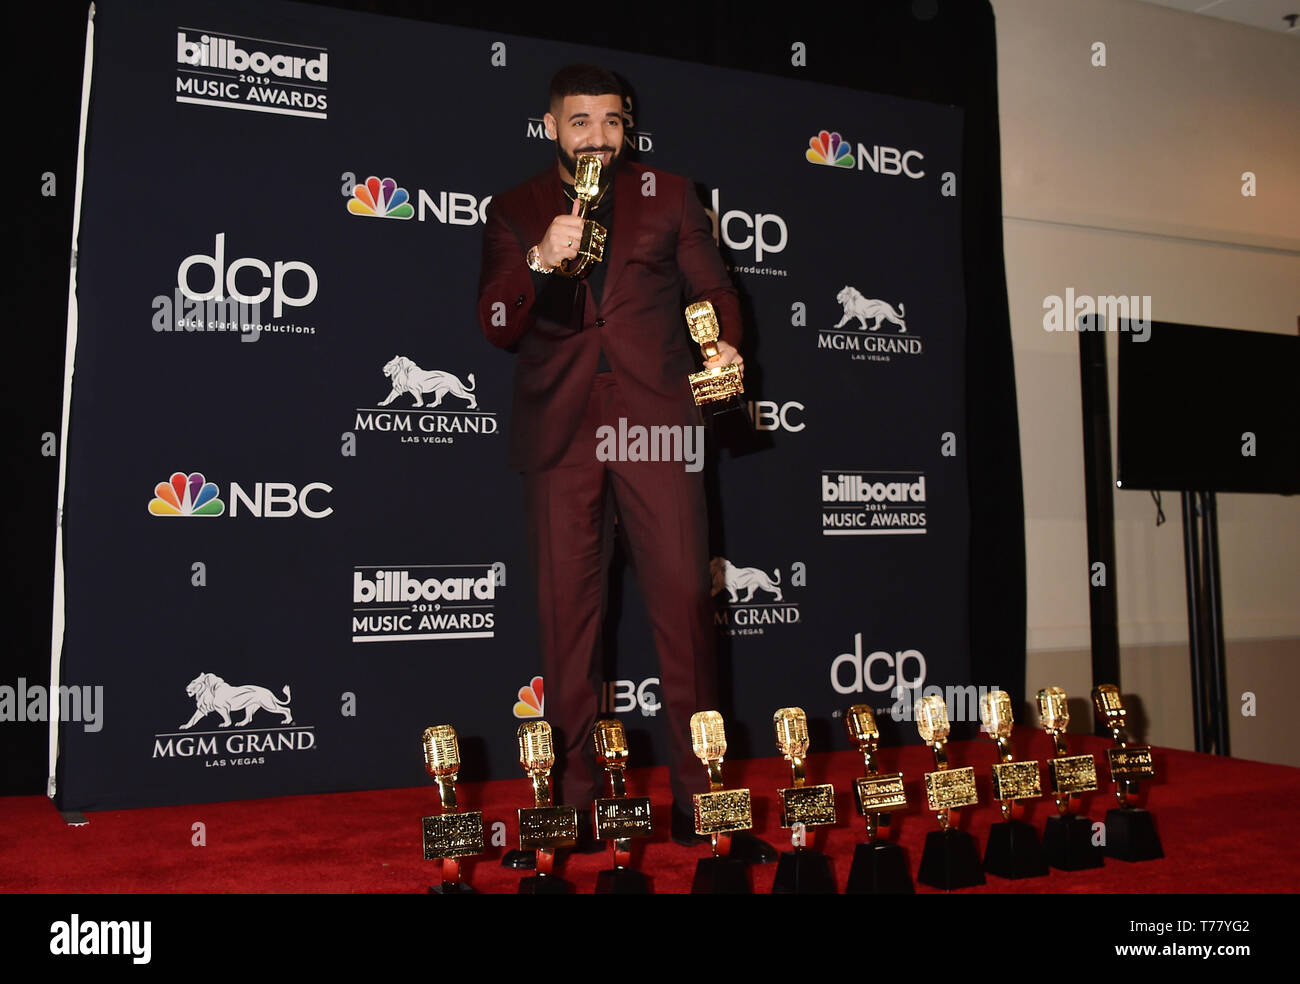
[845,841,914,894]
[428,881,476,894]
[1103,808,1165,862]
[916,829,985,890]
[1043,814,1105,871]
[595,867,650,894]
[771,847,837,894]
[517,874,573,894]
[983,820,1049,879]
[691,856,752,894]
[699,397,758,452]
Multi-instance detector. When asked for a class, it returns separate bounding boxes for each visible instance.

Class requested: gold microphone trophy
[688,710,754,894]
[978,691,1048,879]
[770,707,838,893]
[515,720,579,894]
[1093,685,1164,861]
[844,704,914,894]
[556,154,607,278]
[1037,686,1104,870]
[591,719,654,893]
[915,694,985,889]
[684,300,752,440]
[421,725,484,894]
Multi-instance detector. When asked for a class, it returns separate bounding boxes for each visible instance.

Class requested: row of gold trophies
[420,684,1162,893]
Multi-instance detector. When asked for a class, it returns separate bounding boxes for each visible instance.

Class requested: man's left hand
[704,339,743,381]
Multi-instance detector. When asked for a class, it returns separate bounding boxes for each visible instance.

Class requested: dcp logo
[705,189,787,263]
[830,633,926,694]
[178,233,317,318]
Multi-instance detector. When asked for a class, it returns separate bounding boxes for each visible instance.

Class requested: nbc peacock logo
[806,130,854,168]
[512,676,544,719]
[148,472,225,517]
[347,176,414,219]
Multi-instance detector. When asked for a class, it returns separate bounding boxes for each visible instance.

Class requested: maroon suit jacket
[477,162,742,472]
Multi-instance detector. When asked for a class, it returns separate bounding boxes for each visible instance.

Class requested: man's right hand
[537,197,584,270]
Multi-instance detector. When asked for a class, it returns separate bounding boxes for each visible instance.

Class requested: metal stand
[1180,491,1230,754]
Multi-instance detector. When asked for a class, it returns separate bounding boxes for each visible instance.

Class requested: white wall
[987,0,1300,760]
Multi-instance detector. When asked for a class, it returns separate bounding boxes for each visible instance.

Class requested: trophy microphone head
[573,154,602,199]
[685,300,721,346]
[1037,686,1070,732]
[845,704,879,745]
[517,720,555,772]
[979,690,1015,738]
[915,695,951,744]
[593,718,629,767]
[1092,684,1126,725]
[422,725,460,778]
[690,710,727,763]
[773,707,810,759]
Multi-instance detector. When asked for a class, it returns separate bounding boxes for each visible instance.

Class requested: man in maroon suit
[477,65,753,853]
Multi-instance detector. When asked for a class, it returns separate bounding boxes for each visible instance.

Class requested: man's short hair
[548,64,624,113]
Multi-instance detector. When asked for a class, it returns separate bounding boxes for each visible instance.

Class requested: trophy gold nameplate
[854,774,908,816]
[915,694,985,889]
[693,789,753,835]
[689,711,753,894]
[1093,685,1164,862]
[556,154,607,278]
[420,724,484,894]
[1037,686,1104,871]
[518,806,579,850]
[978,691,1048,879]
[1049,754,1099,796]
[844,704,913,893]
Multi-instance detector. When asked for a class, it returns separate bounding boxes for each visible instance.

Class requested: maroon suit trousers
[523,373,717,809]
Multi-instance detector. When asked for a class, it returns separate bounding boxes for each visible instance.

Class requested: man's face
[543,93,625,183]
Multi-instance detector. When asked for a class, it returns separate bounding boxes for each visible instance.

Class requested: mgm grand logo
[710,556,804,636]
[152,672,316,768]
[353,355,499,446]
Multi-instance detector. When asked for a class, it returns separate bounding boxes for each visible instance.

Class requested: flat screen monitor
[1116,320,1297,494]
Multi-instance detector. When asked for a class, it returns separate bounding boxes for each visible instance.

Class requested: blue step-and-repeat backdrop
[54,0,989,810]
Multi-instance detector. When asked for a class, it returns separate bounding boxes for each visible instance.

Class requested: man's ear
[543,112,557,141]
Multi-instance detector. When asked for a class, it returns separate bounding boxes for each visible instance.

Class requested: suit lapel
[600,166,640,301]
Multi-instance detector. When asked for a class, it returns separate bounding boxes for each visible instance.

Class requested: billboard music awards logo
[352,565,503,642]
[148,472,333,519]
[175,29,328,119]
[822,470,927,535]
[151,672,316,768]
[340,172,492,226]
[353,355,498,446]
[818,285,922,363]
[711,556,804,636]
[805,130,926,179]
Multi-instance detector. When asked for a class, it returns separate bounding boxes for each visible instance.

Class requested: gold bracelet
[526,244,555,274]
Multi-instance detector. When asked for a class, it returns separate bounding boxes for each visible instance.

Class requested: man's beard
[557,142,620,187]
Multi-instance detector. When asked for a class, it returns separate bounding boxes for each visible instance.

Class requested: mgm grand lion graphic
[179,673,293,729]
[833,286,907,333]
[710,557,783,603]
[377,355,477,409]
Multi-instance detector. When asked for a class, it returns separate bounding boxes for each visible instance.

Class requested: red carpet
[4,731,1296,893]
